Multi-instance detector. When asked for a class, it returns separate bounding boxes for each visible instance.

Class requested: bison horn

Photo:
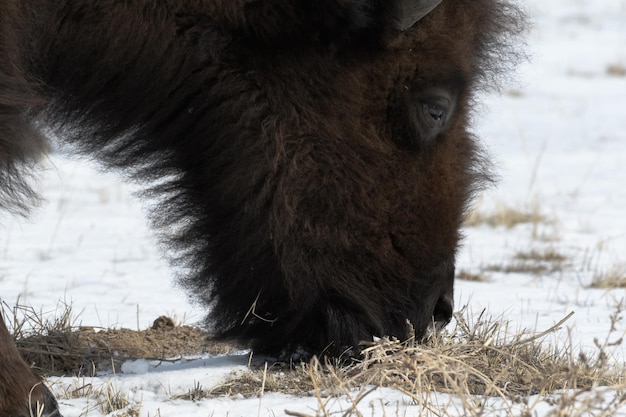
[395,0,443,31]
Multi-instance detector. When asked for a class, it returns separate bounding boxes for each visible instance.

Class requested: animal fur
[1,0,524,358]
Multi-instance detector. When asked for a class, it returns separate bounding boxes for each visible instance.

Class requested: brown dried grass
[285,306,626,416]
[484,247,569,275]
[607,63,626,77]
[464,202,547,229]
[178,305,625,417]
[590,264,626,289]
[5,301,626,416]
[4,302,232,376]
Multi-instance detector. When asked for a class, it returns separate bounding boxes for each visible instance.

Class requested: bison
[0,0,523,415]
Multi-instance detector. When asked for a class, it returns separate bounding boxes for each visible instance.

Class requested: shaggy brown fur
[0,0,524,415]
[0,312,60,417]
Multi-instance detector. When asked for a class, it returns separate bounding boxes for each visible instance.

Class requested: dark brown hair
[0,4,524,413]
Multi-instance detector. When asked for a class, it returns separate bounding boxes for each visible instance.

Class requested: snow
[120,359,151,375]
[1,0,625,415]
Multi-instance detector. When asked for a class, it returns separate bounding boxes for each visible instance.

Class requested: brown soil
[17,316,236,376]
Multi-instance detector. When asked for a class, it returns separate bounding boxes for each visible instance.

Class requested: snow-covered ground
[1,0,625,415]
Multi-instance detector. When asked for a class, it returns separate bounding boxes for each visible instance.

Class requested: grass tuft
[5,301,625,416]
[607,63,626,77]
[3,302,232,376]
[190,306,626,416]
[465,202,547,229]
[590,264,626,289]
[484,247,569,275]
[457,269,491,282]
[98,384,133,415]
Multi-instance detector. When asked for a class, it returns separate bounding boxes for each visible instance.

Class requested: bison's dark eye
[419,96,450,128]
[424,102,446,124]
[415,89,454,144]
[390,87,456,150]
[426,104,443,120]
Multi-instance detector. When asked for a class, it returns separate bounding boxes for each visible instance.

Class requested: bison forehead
[222,8,482,133]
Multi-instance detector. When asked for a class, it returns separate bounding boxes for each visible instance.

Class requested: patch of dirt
[17,316,236,376]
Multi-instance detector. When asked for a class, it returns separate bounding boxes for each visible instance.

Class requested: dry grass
[464,202,547,229]
[513,248,568,264]
[590,264,626,289]
[457,269,490,282]
[5,301,626,416]
[98,383,140,416]
[50,378,143,417]
[172,306,625,416]
[607,63,626,77]
[484,247,569,275]
[4,302,231,376]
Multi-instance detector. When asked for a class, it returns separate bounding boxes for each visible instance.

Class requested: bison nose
[433,292,453,330]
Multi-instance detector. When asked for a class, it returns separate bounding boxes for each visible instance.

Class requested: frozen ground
[1,0,625,415]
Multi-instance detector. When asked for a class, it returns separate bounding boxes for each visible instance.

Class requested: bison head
[167,0,523,357]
